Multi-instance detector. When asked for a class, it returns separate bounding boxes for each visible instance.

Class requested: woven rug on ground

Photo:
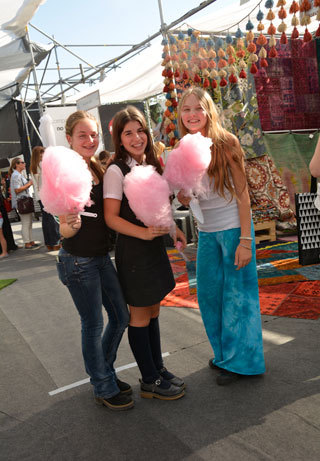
[0,279,17,290]
[161,247,320,320]
[256,241,320,286]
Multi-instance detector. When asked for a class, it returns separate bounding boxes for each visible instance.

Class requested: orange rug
[161,249,320,320]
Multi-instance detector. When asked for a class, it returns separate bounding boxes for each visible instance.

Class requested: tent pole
[29,23,99,71]
[157,0,166,32]
[53,42,66,105]
[25,26,44,118]
[21,101,34,172]
[144,99,153,135]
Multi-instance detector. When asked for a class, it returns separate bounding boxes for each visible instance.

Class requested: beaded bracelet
[239,243,252,250]
[239,236,253,240]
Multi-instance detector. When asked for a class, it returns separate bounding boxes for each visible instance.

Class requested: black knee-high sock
[128,325,159,383]
[148,317,163,371]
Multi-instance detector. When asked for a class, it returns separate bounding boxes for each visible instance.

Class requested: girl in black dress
[104,106,186,400]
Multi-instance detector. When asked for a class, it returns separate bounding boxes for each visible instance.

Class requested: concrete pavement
[0,220,319,460]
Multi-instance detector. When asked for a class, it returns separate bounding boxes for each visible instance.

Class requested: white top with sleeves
[197,172,240,233]
[10,170,31,209]
[103,156,146,200]
[31,165,41,202]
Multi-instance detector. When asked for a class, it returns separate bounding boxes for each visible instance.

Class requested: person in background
[104,106,186,401]
[9,158,39,250]
[153,141,166,168]
[56,110,133,411]
[30,146,61,251]
[177,87,265,385]
[0,209,8,258]
[0,176,18,253]
[97,150,112,172]
[309,136,320,178]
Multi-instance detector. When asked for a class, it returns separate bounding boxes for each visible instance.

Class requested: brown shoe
[52,244,62,251]
[46,245,53,251]
[94,392,134,411]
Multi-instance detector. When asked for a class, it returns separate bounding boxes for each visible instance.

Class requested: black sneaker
[208,358,220,370]
[140,377,185,400]
[159,367,185,389]
[216,369,240,386]
[94,392,134,411]
[116,378,132,395]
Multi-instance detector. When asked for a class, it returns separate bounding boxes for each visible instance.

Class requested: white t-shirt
[197,173,241,233]
[103,156,146,200]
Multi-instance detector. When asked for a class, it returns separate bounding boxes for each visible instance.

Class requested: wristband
[239,236,253,240]
[239,243,252,250]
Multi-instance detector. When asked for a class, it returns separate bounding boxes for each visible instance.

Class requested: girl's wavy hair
[111,106,162,174]
[177,87,245,199]
[65,110,104,182]
[30,146,44,175]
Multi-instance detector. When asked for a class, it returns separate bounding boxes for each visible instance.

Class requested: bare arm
[14,180,33,195]
[228,138,253,270]
[309,137,320,177]
[104,198,169,241]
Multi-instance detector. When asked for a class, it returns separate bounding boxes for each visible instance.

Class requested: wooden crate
[254,220,276,244]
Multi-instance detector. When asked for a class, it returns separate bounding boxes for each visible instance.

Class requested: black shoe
[116,378,132,395]
[94,392,134,411]
[208,358,220,370]
[140,377,185,400]
[159,367,185,389]
[216,369,240,386]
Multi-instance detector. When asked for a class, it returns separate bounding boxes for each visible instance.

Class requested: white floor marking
[262,330,294,345]
[48,352,170,396]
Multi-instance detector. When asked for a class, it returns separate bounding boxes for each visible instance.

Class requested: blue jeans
[56,248,129,398]
[39,201,60,246]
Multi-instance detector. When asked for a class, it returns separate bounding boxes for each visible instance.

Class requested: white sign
[77,90,101,111]
[45,105,104,151]
[45,106,77,147]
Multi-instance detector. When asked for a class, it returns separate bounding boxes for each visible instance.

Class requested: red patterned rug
[161,248,320,320]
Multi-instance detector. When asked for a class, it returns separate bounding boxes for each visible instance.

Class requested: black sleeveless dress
[113,160,175,307]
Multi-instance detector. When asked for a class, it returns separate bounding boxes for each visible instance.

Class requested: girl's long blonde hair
[177,87,245,199]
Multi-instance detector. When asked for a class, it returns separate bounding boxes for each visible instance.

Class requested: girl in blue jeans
[56,110,133,411]
[177,88,265,385]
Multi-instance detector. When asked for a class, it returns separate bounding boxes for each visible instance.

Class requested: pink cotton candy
[123,165,174,231]
[40,146,92,215]
[163,132,212,195]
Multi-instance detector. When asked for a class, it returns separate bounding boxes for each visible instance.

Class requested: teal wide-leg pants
[197,227,265,375]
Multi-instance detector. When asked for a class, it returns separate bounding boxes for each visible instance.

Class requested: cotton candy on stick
[163,132,212,223]
[123,165,175,236]
[163,132,212,195]
[40,146,92,215]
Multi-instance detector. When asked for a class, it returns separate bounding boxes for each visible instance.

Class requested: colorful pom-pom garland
[161,1,320,143]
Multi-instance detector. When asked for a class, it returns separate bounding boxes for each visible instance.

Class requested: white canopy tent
[1,0,319,159]
[0,0,52,109]
[65,0,320,107]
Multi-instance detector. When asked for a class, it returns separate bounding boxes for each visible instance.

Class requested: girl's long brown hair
[65,110,104,182]
[111,106,162,174]
[30,146,44,175]
[177,87,246,199]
